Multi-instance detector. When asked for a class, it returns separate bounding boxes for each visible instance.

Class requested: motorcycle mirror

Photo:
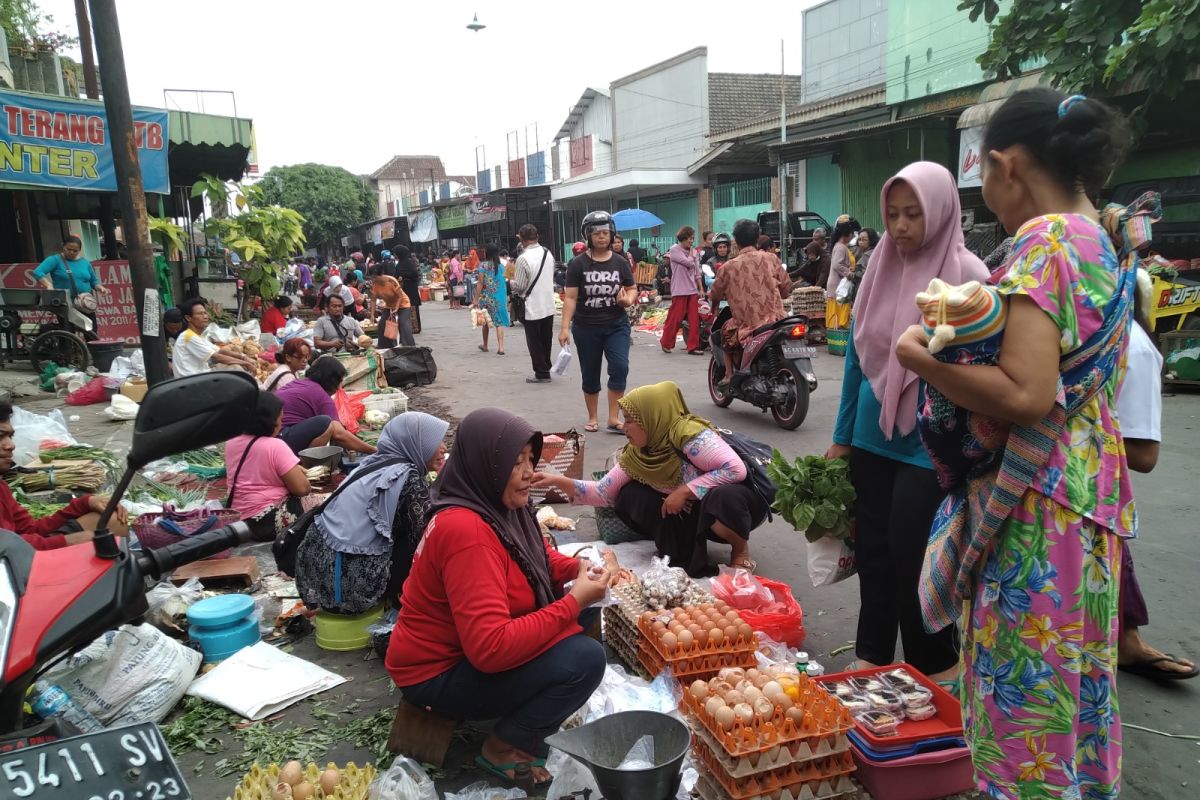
[128,372,260,469]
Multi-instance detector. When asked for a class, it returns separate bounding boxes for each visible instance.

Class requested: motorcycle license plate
[0,722,190,800]
[781,342,816,358]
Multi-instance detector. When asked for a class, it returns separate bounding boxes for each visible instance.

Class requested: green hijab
[617,381,713,488]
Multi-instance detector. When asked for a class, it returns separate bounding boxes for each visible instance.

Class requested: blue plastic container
[186,594,260,662]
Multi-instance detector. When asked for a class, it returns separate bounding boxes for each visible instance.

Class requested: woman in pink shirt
[223,392,312,541]
[448,250,464,309]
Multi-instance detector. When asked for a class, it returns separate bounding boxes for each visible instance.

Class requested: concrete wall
[803,0,888,104]
[886,0,1006,104]
[613,50,709,171]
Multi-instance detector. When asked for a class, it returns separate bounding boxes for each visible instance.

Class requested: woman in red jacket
[385,408,617,786]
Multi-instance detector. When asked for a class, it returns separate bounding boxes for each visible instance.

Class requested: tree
[259,163,376,251]
[1,0,75,50]
[960,0,1200,106]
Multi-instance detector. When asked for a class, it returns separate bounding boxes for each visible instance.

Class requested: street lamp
[466,13,486,32]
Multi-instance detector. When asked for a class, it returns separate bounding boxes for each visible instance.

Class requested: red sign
[508,158,526,188]
[1,260,140,344]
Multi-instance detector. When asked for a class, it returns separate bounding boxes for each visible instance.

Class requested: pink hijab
[852,162,989,439]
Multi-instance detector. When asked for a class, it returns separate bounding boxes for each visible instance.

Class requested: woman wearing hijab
[463,247,481,306]
[536,381,766,576]
[395,246,423,334]
[386,409,617,786]
[296,412,449,614]
[827,162,988,682]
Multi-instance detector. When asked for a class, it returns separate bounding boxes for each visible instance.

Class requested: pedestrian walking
[511,225,556,383]
[660,226,705,354]
[474,244,510,354]
[560,211,637,433]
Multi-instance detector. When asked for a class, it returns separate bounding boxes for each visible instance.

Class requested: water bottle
[31,681,103,733]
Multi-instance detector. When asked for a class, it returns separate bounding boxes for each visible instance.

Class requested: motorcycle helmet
[712,233,731,248]
[572,241,587,256]
[380,249,393,260]
[580,210,616,245]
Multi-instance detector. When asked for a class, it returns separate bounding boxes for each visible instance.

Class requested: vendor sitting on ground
[386,409,626,787]
[223,392,311,541]
[261,295,293,336]
[295,412,448,612]
[276,356,376,456]
[0,402,127,547]
[262,338,311,392]
[313,295,367,354]
[163,307,184,365]
[535,381,767,576]
[172,298,258,377]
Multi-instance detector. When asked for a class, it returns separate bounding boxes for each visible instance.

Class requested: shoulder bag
[711,428,777,520]
[511,249,549,323]
[60,256,98,313]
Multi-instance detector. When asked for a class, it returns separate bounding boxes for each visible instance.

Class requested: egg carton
[680,677,855,759]
[607,632,653,680]
[637,607,760,666]
[602,611,641,651]
[692,736,856,800]
[688,715,851,777]
[693,766,860,800]
[228,762,376,800]
[639,639,758,681]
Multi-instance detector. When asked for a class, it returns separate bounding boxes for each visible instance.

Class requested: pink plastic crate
[851,742,974,800]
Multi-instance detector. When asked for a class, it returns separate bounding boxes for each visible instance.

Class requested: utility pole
[778,39,790,264]
[88,0,168,384]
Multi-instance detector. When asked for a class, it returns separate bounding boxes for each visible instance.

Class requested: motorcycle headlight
[0,560,15,675]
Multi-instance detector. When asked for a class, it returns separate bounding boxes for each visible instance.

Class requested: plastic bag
[712,567,806,647]
[552,345,573,375]
[618,734,655,770]
[470,307,492,329]
[278,317,307,341]
[807,534,856,587]
[145,577,205,633]
[103,394,140,421]
[65,376,107,406]
[835,276,854,304]
[11,406,76,465]
[367,755,437,800]
[39,361,70,391]
[444,783,525,800]
[640,555,690,610]
[334,388,371,434]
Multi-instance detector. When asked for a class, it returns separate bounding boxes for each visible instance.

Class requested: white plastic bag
[444,783,526,800]
[835,276,854,304]
[235,319,262,340]
[103,394,139,421]
[145,576,205,633]
[367,755,437,800]
[552,345,573,375]
[43,623,201,725]
[278,317,307,341]
[11,406,75,464]
[807,535,856,587]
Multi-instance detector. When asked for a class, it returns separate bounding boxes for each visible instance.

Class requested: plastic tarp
[408,209,438,243]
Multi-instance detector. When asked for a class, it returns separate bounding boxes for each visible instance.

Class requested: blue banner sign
[0,89,170,194]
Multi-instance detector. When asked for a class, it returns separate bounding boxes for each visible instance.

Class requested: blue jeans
[400,623,604,758]
[572,317,631,394]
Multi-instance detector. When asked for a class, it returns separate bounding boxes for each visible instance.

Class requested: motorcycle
[707,308,818,430]
[0,371,260,799]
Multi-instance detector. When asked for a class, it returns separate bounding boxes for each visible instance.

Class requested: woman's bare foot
[481,735,550,783]
[1120,628,1197,675]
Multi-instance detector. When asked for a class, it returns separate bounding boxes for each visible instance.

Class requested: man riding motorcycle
[709,219,792,384]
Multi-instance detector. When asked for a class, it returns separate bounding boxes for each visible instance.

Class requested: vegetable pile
[767,451,856,542]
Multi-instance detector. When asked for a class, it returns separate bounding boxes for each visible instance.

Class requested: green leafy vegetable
[767,451,856,542]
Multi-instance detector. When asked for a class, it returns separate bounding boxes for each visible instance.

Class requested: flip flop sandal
[1119,655,1200,681]
[478,344,488,352]
[474,755,551,788]
[584,422,600,432]
[606,424,625,434]
[496,350,505,355]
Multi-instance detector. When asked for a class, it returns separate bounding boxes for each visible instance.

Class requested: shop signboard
[526,151,546,185]
[436,204,469,230]
[1,260,140,344]
[957,126,983,188]
[508,158,526,188]
[468,195,506,225]
[0,89,170,194]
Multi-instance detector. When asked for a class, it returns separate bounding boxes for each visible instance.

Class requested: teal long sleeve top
[831,320,932,469]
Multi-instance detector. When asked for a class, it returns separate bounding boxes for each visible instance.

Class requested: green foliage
[259,163,376,250]
[148,217,188,257]
[959,0,1200,103]
[191,173,306,309]
[1,0,74,49]
[766,451,856,542]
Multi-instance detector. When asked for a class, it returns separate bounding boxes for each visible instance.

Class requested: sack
[383,346,438,388]
[835,276,854,304]
[714,429,777,519]
[711,567,806,647]
[552,345,573,375]
[807,533,856,587]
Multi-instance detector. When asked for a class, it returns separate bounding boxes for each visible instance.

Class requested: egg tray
[602,610,641,652]
[227,762,376,800]
[693,737,856,800]
[680,675,855,759]
[693,765,861,800]
[637,607,760,666]
[606,627,653,680]
[639,640,758,681]
[688,715,851,778]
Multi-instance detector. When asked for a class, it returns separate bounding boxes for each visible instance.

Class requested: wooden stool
[386,698,458,767]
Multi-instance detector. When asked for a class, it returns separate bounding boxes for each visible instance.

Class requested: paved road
[415,300,1200,798]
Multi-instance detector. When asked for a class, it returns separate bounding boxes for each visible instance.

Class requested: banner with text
[0,89,170,194]
[468,195,506,225]
[435,204,468,231]
[957,126,983,188]
[2,260,140,344]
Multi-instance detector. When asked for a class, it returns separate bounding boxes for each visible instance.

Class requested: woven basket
[827,327,848,356]
[531,430,586,505]
[133,508,241,559]
[590,470,642,544]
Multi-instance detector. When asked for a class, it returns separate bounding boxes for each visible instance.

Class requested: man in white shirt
[172,298,257,377]
[511,224,557,384]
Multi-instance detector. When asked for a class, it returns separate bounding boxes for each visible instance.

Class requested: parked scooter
[707,308,817,429]
[0,371,260,799]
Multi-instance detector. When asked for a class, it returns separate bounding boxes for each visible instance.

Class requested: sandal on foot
[496,350,505,355]
[1119,654,1200,681]
[584,421,600,432]
[474,755,550,788]
[478,344,488,352]
[606,423,625,434]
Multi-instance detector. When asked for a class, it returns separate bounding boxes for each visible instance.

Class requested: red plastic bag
[333,389,370,434]
[65,376,107,406]
[711,567,806,647]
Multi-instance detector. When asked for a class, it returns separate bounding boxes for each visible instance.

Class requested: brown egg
[669,622,685,634]
[686,624,702,637]
[715,705,736,731]
[724,625,739,641]
[677,629,695,649]
[708,627,725,646]
[745,668,761,681]
[739,623,754,640]
[640,610,656,625]
[696,627,709,646]
[271,782,292,800]
[279,761,304,787]
[752,674,770,689]
[652,621,667,635]
[785,707,805,726]
[660,631,678,653]
[733,703,754,725]
[716,601,732,614]
[291,782,314,800]
[318,768,340,795]
[690,679,709,700]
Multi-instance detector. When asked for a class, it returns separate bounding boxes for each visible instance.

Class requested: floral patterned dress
[477,264,510,327]
[954,214,1132,800]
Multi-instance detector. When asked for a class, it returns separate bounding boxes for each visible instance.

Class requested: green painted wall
[886,0,1010,105]
[713,203,771,236]
[712,177,772,235]
[617,192,699,255]
[839,127,952,230]
[1111,145,1200,185]
[805,155,842,227]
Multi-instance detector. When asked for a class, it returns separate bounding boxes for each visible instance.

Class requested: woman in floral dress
[896,88,1134,799]
[474,243,511,354]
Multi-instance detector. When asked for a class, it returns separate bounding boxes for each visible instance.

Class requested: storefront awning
[550,168,702,203]
[957,71,1051,130]
[167,110,254,184]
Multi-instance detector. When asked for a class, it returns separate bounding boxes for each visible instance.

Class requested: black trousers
[524,314,554,379]
[849,448,958,675]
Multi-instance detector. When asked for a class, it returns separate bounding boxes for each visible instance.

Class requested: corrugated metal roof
[711,86,886,141]
[554,87,609,142]
[708,73,803,137]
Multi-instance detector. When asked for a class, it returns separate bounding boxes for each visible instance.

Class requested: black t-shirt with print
[566,253,635,326]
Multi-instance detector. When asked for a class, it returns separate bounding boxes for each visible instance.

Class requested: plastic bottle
[31,681,103,733]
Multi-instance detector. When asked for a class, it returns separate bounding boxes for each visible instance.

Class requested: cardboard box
[120,378,148,403]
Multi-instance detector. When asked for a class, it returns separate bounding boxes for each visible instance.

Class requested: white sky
[39,0,818,178]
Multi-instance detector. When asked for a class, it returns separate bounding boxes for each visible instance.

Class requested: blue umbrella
[612,208,665,230]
